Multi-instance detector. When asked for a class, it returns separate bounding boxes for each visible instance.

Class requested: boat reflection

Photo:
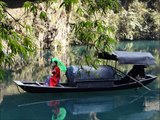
[0,91,159,120]
[46,100,67,120]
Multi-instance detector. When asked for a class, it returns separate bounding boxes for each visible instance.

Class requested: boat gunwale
[14,76,156,89]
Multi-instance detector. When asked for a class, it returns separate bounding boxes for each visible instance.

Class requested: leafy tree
[0,1,36,81]
[62,0,119,65]
[23,0,120,65]
[0,0,120,81]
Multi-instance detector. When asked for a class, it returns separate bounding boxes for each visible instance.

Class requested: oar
[18,98,71,107]
[128,75,151,91]
[113,67,151,91]
[18,100,50,107]
[128,91,149,104]
[35,81,43,86]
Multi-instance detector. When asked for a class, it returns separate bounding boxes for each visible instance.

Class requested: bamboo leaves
[73,20,116,52]
[60,0,78,13]
[0,1,6,21]
[39,11,47,20]
[23,1,48,21]
[0,0,120,80]
[80,0,119,15]
[23,1,37,14]
[0,3,36,80]
[69,0,119,66]
[71,19,116,66]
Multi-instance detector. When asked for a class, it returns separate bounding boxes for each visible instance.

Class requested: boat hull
[14,76,156,93]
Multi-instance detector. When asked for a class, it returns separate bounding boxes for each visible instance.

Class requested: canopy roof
[98,51,156,66]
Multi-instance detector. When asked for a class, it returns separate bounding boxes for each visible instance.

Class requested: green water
[0,90,159,120]
[0,40,160,120]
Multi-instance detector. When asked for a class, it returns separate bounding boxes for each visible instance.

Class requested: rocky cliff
[3,0,160,43]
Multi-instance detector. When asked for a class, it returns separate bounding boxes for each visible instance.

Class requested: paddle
[113,67,151,91]
[127,75,151,91]
[18,98,71,107]
[35,81,43,86]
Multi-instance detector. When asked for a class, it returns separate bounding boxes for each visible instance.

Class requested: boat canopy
[98,51,156,66]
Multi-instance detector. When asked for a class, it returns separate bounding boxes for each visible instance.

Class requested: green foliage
[23,1,54,20]
[23,1,37,14]
[39,11,47,20]
[25,24,33,34]
[60,0,79,13]
[116,1,160,40]
[0,3,36,80]
[68,1,119,66]
[0,0,120,81]
[60,0,119,15]
[0,24,35,63]
[81,0,119,14]
[23,0,119,66]
[0,67,4,82]
[45,0,58,8]
[71,20,116,65]
[0,1,6,23]
[71,1,118,50]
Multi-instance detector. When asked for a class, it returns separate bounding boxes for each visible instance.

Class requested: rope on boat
[113,67,151,91]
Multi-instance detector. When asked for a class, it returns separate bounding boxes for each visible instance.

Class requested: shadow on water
[0,90,160,120]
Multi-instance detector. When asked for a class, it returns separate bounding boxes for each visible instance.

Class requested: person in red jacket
[49,61,60,87]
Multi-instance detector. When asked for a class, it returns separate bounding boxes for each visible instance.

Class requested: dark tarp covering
[66,66,115,86]
[98,51,156,66]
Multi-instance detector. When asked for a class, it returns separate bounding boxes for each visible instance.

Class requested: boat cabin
[66,51,156,88]
[66,66,116,88]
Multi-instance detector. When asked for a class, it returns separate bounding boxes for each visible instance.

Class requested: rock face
[3,0,160,42]
[3,1,70,81]
[6,1,70,63]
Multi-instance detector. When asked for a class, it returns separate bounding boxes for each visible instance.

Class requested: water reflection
[47,100,67,120]
[0,91,159,120]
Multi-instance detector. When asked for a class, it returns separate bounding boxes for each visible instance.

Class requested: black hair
[54,61,58,65]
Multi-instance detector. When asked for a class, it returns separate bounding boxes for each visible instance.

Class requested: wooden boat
[14,51,157,93]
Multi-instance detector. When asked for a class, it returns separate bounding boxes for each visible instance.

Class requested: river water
[0,40,160,120]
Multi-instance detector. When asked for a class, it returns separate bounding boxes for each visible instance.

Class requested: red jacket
[50,66,60,87]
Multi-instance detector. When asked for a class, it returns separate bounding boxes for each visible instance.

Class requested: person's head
[53,61,58,67]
